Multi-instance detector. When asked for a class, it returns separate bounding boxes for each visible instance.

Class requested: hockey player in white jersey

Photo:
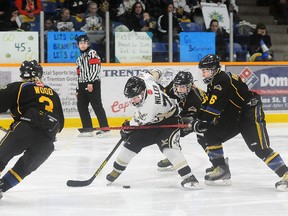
[106,71,202,189]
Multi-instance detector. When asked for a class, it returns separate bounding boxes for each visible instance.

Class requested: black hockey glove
[190,119,209,133]
[120,120,133,141]
[180,116,194,137]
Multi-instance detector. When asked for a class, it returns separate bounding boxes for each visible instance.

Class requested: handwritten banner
[0,32,39,63]
[180,32,215,62]
[201,2,230,32]
[115,32,152,63]
[47,32,85,63]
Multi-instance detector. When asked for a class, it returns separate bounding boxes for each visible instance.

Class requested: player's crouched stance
[0,60,64,199]
[106,72,202,190]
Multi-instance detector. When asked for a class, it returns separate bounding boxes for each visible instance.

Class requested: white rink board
[2,64,204,118]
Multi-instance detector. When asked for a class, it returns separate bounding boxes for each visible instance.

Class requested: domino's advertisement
[227,66,288,110]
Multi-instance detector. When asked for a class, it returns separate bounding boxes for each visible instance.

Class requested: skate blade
[182,183,203,190]
[205,179,232,186]
[157,166,174,171]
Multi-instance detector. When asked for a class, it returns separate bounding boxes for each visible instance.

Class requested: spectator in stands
[65,0,88,20]
[15,0,41,22]
[0,6,22,31]
[116,0,145,21]
[139,11,158,41]
[0,0,13,22]
[125,2,144,31]
[44,16,56,62]
[173,0,192,19]
[80,2,104,32]
[56,8,81,31]
[157,3,182,42]
[206,19,229,61]
[249,23,273,61]
[270,0,288,25]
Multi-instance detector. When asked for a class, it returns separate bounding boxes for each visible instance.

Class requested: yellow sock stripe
[265,152,279,164]
[174,160,188,170]
[206,145,223,152]
[9,169,23,182]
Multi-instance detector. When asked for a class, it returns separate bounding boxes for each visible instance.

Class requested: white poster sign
[115,32,152,63]
[0,32,39,63]
[201,2,230,32]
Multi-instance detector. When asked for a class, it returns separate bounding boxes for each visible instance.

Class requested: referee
[75,34,109,137]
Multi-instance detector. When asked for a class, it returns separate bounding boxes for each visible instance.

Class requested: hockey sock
[206,144,225,167]
[113,146,137,173]
[162,148,191,179]
[2,169,23,192]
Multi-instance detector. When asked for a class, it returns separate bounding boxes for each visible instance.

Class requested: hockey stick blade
[66,138,123,187]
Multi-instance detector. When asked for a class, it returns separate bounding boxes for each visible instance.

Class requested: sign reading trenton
[47,32,85,63]
[115,32,152,63]
[231,66,288,110]
[0,32,39,63]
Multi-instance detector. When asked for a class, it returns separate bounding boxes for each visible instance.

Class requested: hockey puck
[123,185,130,189]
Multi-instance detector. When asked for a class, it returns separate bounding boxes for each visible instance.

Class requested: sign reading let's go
[47,32,85,63]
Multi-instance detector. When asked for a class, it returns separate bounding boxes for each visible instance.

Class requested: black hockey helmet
[173,71,194,85]
[198,54,221,84]
[124,76,147,107]
[198,54,221,70]
[124,76,146,98]
[20,60,43,79]
[76,34,90,44]
[173,71,193,99]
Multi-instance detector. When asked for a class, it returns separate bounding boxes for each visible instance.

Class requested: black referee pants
[77,81,109,129]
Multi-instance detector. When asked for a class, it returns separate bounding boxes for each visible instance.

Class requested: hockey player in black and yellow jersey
[156,71,210,171]
[0,60,64,199]
[194,54,288,191]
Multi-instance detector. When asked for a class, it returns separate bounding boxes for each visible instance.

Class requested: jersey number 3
[39,96,54,112]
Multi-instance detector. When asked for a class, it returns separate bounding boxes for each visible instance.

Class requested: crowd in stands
[0,0,282,62]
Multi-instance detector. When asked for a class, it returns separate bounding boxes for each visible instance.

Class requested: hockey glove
[189,119,209,133]
[180,116,194,137]
[120,120,133,141]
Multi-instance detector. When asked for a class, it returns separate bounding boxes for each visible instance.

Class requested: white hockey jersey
[129,73,178,126]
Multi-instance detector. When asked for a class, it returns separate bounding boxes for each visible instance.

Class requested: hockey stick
[78,124,190,133]
[66,138,124,187]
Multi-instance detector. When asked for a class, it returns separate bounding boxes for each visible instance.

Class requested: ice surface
[1,123,288,216]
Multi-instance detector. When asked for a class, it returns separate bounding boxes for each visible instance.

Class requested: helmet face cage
[124,76,147,107]
[198,54,221,84]
[20,60,43,80]
[173,71,193,99]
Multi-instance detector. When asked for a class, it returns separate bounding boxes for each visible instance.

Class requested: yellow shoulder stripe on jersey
[229,99,241,109]
[16,83,25,115]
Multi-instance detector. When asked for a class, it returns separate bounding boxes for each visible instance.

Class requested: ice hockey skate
[206,157,229,174]
[157,158,174,171]
[181,175,202,190]
[205,164,232,186]
[96,130,110,138]
[275,172,288,191]
[106,170,121,184]
[77,131,93,137]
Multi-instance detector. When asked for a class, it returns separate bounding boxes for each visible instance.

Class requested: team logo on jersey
[213,84,222,91]
[239,67,259,89]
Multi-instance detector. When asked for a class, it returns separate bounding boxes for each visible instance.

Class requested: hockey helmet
[20,60,43,79]
[198,54,221,84]
[76,34,90,44]
[173,71,193,99]
[124,76,147,107]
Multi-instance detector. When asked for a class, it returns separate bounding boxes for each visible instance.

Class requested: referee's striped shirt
[76,48,101,83]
